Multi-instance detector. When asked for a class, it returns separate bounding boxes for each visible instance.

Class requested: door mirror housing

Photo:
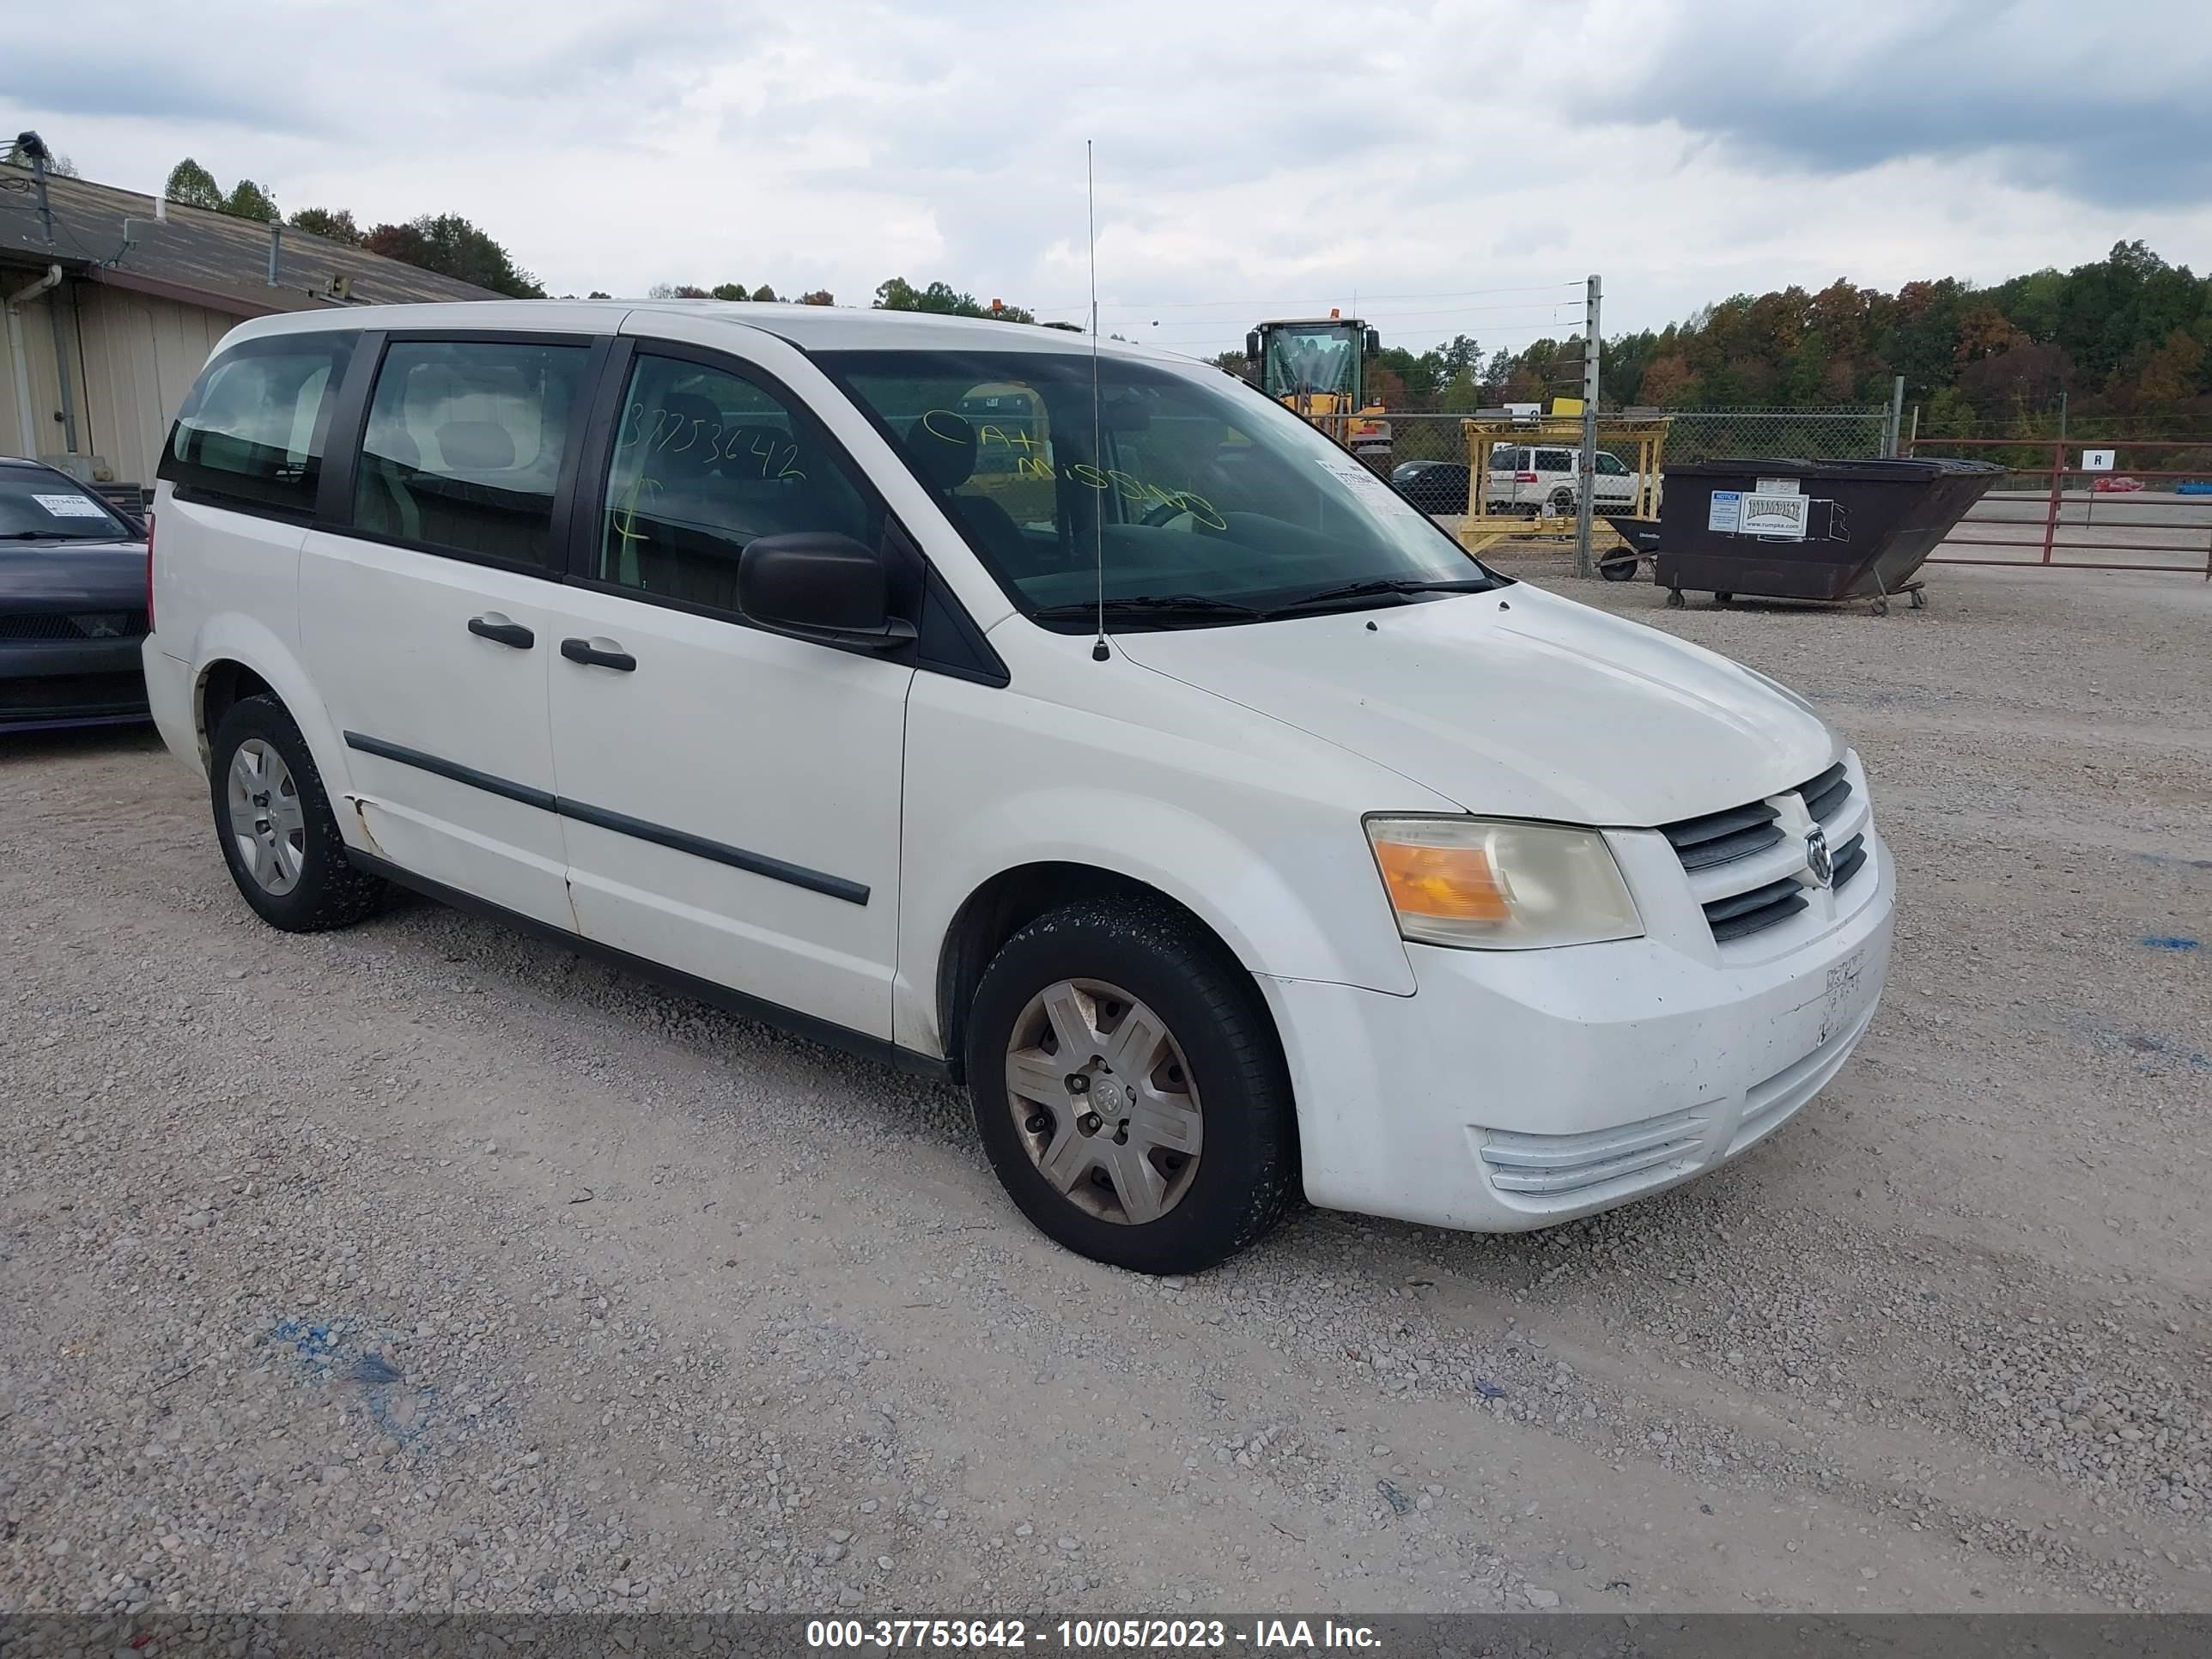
[738,532,914,649]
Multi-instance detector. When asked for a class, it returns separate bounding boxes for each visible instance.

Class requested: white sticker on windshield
[1317,458,1425,521]
[33,492,107,519]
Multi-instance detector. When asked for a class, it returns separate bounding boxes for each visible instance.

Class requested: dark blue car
[0,458,150,732]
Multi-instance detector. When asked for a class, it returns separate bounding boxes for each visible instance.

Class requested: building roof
[0,165,503,316]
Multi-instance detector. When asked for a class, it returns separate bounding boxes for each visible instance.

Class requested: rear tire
[209,694,386,933]
[964,898,1296,1273]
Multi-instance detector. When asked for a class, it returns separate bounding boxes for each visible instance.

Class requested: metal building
[3,160,500,492]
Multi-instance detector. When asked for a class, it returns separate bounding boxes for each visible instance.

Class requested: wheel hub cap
[225,738,307,897]
[1004,979,1203,1225]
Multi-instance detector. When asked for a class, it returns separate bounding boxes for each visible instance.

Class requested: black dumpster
[1650,457,2002,613]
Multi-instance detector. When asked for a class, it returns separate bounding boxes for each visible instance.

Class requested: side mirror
[1364,328,1380,358]
[1244,331,1261,364]
[738,532,915,649]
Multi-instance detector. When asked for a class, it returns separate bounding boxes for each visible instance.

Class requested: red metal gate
[1907,437,2212,577]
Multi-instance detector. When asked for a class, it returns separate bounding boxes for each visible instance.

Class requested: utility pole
[1574,273,1601,580]
[1886,374,1905,457]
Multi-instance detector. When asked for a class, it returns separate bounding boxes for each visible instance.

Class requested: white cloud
[4,0,2207,360]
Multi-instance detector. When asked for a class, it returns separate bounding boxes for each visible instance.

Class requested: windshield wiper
[1267,574,1499,615]
[1030,594,1267,623]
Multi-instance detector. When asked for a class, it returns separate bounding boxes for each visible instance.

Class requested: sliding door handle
[561,637,637,672]
[467,614,534,649]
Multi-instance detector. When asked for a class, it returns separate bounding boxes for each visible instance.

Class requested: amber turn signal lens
[1373,839,1512,923]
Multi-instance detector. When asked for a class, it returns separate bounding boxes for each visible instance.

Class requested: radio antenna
[1087,138,1109,663]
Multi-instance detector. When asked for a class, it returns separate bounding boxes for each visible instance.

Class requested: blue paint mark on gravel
[2142,936,2199,951]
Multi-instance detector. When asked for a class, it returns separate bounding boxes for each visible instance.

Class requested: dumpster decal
[1738,492,1811,538]
[1707,490,1742,532]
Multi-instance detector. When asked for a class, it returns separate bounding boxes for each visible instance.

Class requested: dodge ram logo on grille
[1804,826,1833,888]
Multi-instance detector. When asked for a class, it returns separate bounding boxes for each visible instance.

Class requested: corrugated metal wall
[1,278,81,464]
[3,276,230,483]
[75,284,233,484]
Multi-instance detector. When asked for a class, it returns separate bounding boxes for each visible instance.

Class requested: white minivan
[143,301,1892,1273]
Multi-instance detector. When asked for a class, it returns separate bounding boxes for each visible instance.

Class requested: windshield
[1261,325,1357,399]
[818,348,1498,628]
[0,474,133,541]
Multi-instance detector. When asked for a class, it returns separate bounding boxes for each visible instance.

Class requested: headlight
[1365,816,1643,950]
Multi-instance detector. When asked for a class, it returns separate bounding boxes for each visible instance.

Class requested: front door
[540,339,912,1038]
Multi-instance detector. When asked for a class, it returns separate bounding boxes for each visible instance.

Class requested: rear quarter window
[160,332,359,517]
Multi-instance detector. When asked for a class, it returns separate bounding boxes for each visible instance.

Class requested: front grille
[0,611,149,641]
[1660,800,1783,871]
[1703,877,1809,942]
[1830,832,1867,890]
[1798,761,1851,824]
[0,670,147,716]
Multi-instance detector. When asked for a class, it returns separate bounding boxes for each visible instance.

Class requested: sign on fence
[2081,449,2115,472]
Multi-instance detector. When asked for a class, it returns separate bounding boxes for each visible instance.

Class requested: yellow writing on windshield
[921,409,1224,530]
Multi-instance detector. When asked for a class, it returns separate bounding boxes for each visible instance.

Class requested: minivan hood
[1115,585,1835,825]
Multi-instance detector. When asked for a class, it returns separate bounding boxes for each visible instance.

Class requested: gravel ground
[2,562,2207,1620]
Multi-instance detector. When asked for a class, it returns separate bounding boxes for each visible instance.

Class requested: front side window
[0,471,134,542]
[595,355,880,616]
[161,333,356,515]
[1595,453,1627,476]
[353,338,590,567]
[822,348,1497,627]
[1536,448,1573,473]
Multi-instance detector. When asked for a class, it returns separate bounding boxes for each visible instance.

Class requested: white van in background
[143,301,1891,1273]
[1487,442,1646,514]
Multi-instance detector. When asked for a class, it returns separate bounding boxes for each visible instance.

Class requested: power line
[1027,277,1584,314]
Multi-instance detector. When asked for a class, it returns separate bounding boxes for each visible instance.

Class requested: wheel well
[198,660,274,753]
[936,863,1259,1085]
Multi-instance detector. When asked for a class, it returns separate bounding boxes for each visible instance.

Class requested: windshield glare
[0,475,131,541]
[820,349,1494,627]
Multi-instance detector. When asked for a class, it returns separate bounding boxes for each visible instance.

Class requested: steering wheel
[1139,500,1193,529]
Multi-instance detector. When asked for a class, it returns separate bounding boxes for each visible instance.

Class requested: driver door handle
[467,614,534,649]
[562,637,637,672]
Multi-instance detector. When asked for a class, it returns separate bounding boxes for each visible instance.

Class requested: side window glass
[353,338,590,566]
[160,333,357,514]
[598,355,879,615]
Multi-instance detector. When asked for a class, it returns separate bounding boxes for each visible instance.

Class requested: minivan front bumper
[1263,834,1894,1232]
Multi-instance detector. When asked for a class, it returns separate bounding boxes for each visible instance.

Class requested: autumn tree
[366,214,544,298]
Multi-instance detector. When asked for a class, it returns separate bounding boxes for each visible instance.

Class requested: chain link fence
[1374,407,1897,472]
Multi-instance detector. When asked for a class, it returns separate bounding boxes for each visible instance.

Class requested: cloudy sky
[6,0,2209,360]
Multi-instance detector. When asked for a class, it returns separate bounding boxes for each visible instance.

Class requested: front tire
[209,694,386,933]
[964,899,1296,1273]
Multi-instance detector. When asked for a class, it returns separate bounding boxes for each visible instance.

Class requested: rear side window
[353,338,592,568]
[161,333,357,516]
[1536,448,1573,472]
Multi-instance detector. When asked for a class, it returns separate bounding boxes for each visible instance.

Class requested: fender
[186,611,356,831]
[894,783,1421,1056]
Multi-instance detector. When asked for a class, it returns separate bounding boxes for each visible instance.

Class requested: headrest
[435,420,516,471]
[906,412,976,491]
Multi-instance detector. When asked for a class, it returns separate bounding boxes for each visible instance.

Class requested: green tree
[288,207,363,245]
[799,289,836,307]
[710,283,750,301]
[750,283,779,302]
[365,214,544,298]
[222,179,279,223]
[164,158,223,210]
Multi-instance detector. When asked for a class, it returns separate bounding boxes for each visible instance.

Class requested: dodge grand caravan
[143,301,1893,1273]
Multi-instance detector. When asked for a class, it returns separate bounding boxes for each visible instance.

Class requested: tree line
[1309,241,2209,434]
[149,155,2212,431]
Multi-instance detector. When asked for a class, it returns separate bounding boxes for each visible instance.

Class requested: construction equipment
[1247,312,1391,467]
